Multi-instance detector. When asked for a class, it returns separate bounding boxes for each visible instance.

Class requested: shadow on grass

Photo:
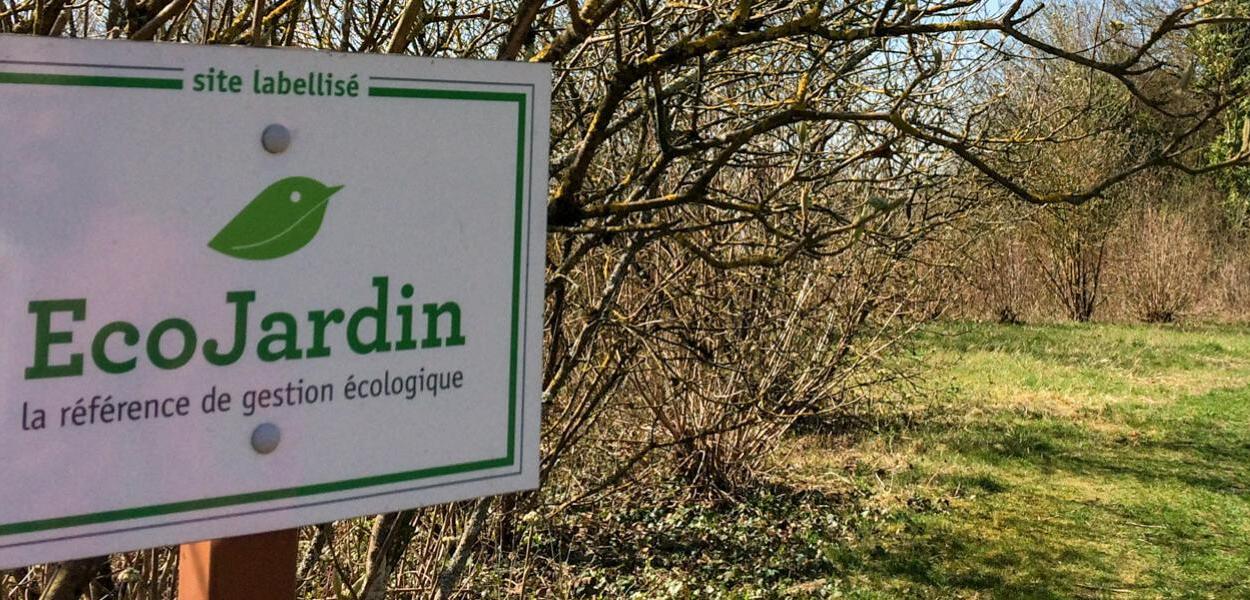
[841,384,1250,598]
[948,387,1250,498]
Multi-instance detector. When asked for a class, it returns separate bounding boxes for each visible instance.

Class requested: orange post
[178,529,299,600]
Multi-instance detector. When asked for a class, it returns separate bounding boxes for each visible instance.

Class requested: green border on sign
[0,72,183,89]
[0,79,528,538]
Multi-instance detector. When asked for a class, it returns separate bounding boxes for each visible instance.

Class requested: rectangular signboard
[0,36,547,568]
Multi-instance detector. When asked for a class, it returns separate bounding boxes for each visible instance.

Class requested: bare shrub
[1191,234,1250,322]
[537,204,959,501]
[1120,207,1215,323]
[1033,201,1119,322]
[961,220,1042,324]
[643,249,933,492]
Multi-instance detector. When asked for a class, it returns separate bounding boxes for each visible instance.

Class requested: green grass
[797,323,1250,598]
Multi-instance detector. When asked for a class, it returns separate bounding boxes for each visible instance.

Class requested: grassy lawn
[780,323,1250,598]
[514,323,1250,598]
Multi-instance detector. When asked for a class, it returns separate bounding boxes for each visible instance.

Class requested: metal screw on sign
[261,124,291,154]
[251,423,281,454]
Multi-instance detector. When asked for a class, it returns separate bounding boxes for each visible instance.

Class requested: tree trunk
[38,557,107,600]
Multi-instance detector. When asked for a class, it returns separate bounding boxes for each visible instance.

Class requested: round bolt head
[251,422,281,454]
[261,124,291,154]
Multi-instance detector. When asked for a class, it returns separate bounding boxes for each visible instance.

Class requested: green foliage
[1193,0,1250,225]
[506,485,863,598]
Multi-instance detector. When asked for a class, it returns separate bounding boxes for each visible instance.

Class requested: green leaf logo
[209,176,343,260]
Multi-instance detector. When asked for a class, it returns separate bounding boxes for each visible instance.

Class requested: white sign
[0,37,548,568]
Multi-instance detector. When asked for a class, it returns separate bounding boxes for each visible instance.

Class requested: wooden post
[178,529,299,600]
